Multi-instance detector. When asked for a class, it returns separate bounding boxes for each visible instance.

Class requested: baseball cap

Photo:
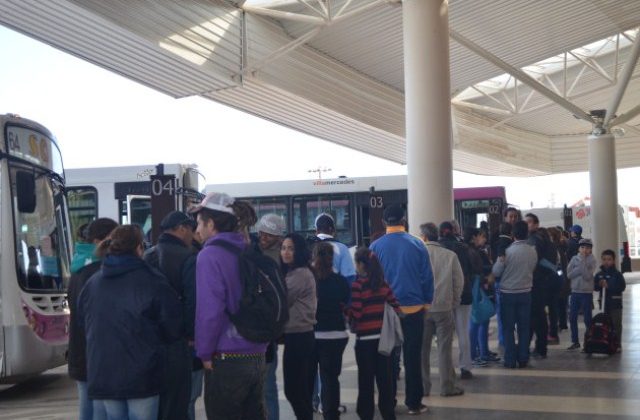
[257,213,286,236]
[160,211,196,230]
[188,192,235,215]
[383,204,405,225]
[314,213,335,231]
[578,238,593,247]
[571,225,583,235]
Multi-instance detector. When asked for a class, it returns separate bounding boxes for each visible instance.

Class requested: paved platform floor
[2,273,639,419]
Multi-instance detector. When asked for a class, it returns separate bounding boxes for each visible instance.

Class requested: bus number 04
[151,179,176,196]
[370,196,383,208]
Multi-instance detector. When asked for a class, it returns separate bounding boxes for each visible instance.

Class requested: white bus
[66,163,203,243]
[205,176,509,246]
[0,114,72,383]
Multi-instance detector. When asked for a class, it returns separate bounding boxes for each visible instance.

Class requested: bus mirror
[16,171,36,213]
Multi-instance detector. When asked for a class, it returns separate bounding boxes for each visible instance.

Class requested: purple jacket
[195,232,267,361]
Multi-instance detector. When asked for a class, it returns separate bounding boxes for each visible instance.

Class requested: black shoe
[531,352,547,360]
[460,368,473,379]
[567,342,581,350]
[489,350,499,357]
[518,361,530,369]
[482,354,501,362]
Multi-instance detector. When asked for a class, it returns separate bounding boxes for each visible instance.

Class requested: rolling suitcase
[583,287,618,355]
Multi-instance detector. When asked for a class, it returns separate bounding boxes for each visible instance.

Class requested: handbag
[378,303,404,356]
[471,275,495,324]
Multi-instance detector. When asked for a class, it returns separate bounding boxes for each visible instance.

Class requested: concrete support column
[588,132,619,258]
[402,0,453,235]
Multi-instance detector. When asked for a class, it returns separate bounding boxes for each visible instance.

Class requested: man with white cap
[256,213,286,420]
[190,192,268,419]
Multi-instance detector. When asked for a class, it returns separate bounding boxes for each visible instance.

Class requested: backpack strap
[207,239,243,255]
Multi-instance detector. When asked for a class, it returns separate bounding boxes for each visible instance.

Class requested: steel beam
[604,31,640,126]
[238,26,323,76]
[450,30,594,124]
[610,103,640,127]
[243,5,325,24]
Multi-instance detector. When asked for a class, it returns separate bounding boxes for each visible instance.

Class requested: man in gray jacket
[420,223,464,397]
[492,221,538,369]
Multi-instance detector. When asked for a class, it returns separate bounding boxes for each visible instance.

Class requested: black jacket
[78,254,183,399]
[528,230,555,288]
[67,260,101,381]
[144,233,197,340]
[315,272,350,333]
[594,266,626,310]
[439,236,472,305]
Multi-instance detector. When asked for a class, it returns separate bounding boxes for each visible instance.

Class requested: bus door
[455,198,503,238]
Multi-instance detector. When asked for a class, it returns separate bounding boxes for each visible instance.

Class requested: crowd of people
[67,194,626,420]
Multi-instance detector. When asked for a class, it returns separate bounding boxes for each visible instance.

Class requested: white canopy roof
[1,0,639,176]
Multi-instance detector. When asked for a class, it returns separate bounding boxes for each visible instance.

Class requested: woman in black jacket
[312,242,350,420]
[67,218,118,420]
[78,225,183,420]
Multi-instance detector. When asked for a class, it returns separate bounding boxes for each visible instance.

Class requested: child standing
[566,238,597,350]
[594,249,626,351]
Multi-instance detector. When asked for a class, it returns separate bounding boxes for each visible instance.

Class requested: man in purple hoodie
[191,192,267,420]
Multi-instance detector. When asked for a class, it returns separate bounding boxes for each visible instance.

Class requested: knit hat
[571,225,583,235]
[257,214,286,236]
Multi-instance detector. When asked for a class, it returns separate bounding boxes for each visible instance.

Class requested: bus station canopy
[2,0,640,176]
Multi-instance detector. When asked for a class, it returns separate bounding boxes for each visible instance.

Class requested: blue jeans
[189,369,203,420]
[265,348,279,420]
[469,320,489,360]
[500,292,531,367]
[570,292,593,344]
[77,381,106,420]
[77,381,91,420]
[95,395,159,420]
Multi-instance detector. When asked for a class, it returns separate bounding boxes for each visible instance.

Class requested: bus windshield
[10,163,71,292]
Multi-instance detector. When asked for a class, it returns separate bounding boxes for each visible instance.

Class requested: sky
[0,25,638,210]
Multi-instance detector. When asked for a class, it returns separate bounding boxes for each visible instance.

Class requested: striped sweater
[349,277,400,338]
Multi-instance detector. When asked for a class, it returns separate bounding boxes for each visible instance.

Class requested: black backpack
[208,240,289,343]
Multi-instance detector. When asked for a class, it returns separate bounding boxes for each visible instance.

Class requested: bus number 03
[151,179,176,196]
[370,196,383,208]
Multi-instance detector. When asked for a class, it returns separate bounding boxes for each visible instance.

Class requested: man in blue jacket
[370,204,434,415]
